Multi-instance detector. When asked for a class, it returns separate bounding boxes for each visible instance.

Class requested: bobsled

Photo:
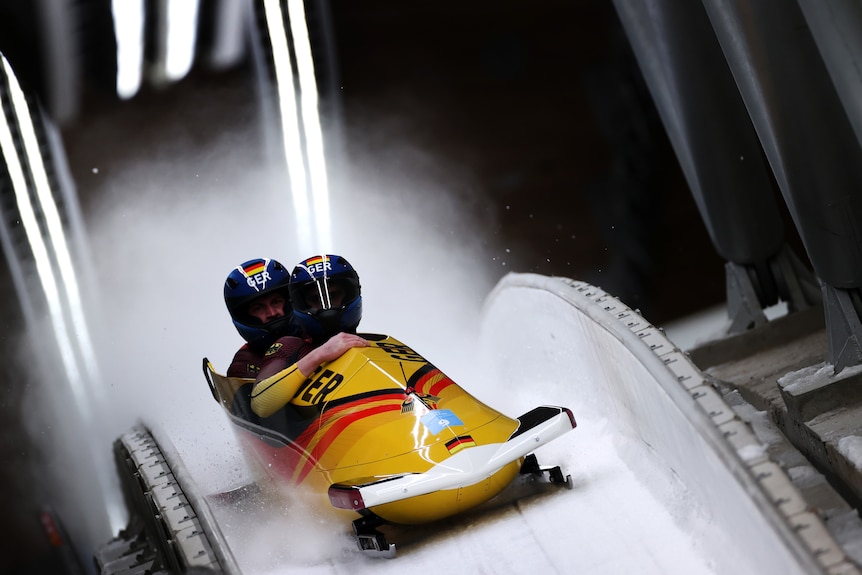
[203,334,576,556]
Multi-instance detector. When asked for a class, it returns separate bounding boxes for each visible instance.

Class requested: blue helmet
[288,254,362,342]
[224,258,294,348]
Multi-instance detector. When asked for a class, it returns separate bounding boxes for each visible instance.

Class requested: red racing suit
[227,336,315,379]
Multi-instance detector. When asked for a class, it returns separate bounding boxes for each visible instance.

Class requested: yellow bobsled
[203,334,575,556]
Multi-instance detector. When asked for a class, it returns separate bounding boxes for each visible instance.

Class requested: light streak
[263,0,333,252]
[6,60,102,390]
[0,56,83,400]
[287,0,332,250]
[164,0,201,81]
[111,0,145,99]
[1,54,124,532]
[263,0,312,250]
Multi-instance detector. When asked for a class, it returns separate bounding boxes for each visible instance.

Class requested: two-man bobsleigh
[203,333,576,557]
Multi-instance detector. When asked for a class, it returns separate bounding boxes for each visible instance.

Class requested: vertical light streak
[1,55,125,532]
[263,0,312,251]
[6,60,103,390]
[208,0,246,69]
[111,0,145,99]
[0,56,84,403]
[164,0,201,81]
[286,0,332,251]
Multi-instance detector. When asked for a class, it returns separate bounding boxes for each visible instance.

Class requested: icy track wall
[479,273,855,575]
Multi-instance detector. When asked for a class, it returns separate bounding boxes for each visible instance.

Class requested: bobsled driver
[248,254,369,418]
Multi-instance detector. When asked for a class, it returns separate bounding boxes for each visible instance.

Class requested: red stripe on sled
[293,392,405,450]
[419,369,454,398]
[296,403,403,483]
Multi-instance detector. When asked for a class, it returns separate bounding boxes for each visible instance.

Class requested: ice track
[123,273,852,574]
[192,408,714,575]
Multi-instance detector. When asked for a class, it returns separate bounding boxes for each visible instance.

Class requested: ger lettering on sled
[203,334,576,557]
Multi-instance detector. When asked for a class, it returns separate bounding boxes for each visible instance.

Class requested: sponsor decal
[264,342,283,356]
[401,395,414,413]
[402,387,439,413]
[445,435,476,454]
[421,409,463,435]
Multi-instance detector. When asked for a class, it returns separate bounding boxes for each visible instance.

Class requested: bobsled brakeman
[203,334,576,556]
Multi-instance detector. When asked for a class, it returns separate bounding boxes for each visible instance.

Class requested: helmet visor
[294,277,358,313]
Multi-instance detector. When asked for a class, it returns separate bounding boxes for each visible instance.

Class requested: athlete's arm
[251,333,369,417]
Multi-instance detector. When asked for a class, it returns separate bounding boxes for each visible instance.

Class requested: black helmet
[289,254,362,342]
[224,258,294,348]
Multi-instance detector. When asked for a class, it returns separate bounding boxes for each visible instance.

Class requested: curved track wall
[480,273,855,575]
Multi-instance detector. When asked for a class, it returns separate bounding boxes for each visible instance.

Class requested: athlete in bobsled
[223,257,297,379]
[220,255,367,424]
[204,254,577,557]
[289,253,363,343]
[250,254,369,388]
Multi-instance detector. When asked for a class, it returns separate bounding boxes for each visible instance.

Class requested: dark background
[324,0,727,322]
[0,1,734,572]
[56,0,729,323]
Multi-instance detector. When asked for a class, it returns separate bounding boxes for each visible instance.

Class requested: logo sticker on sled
[446,435,476,454]
[421,409,463,434]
